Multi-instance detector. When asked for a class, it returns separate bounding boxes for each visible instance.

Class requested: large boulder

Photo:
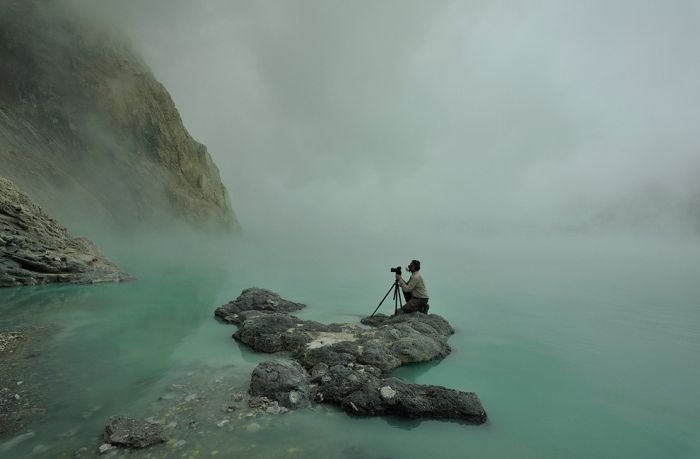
[0,177,131,288]
[233,313,314,353]
[103,416,165,448]
[314,365,486,423]
[250,359,312,408]
[215,288,306,323]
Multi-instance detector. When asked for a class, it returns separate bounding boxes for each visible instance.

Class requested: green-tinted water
[1,234,699,458]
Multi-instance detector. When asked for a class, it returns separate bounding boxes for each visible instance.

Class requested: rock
[0,178,131,288]
[103,416,165,448]
[0,1,238,231]
[317,367,487,423]
[219,288,488,423]
[265,404,288,415]
[248,396,272,409]
[215,288,306,322]
[173,439,187,448]
[98,443,116,453]
[233,313,310,353]
[233,311,451,374]
[361,312,455,336]
[379,386,396,400]
[249,359,311,408]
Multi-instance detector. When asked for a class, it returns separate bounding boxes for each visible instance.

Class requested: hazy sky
[66,0,700,238]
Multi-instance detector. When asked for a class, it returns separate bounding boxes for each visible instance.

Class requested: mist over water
[62,0,700,238]
[3,1,700,458]
[1,233,700,458]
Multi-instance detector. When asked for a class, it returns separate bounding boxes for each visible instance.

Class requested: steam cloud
[61,0,700,239]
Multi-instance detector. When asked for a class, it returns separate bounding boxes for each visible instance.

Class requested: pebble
[245,422,261,433]
[98,443,116,453]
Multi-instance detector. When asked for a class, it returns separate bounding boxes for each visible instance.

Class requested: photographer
[395,259,429,314]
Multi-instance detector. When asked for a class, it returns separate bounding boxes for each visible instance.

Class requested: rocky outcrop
[218,289,488,423]
[314,366,487,423]
[215,288,306,323]
[232,310,451,374]
[0,0,238,231]
[103,416,165,449]
[0,177,130,287]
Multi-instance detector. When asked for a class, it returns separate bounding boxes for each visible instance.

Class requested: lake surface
[1,232,699,458]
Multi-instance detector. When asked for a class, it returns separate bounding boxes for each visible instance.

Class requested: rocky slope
[0,177,130,287]
[0,0,238,231]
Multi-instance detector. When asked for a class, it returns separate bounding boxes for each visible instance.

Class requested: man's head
[407,259,421,272]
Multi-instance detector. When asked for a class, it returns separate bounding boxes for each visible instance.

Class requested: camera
[390,266,401,274]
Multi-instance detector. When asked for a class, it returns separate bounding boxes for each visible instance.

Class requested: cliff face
[0,0,239,231]
[0,177,130,288]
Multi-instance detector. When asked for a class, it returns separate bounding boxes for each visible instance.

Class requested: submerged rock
[0,177,131,288]
[103,416,165,449]
[221,288,488,424]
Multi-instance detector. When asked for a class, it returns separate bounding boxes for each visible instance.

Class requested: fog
[63,0,700,241]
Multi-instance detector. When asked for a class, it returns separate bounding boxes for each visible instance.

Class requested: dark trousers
[402,297,429,314]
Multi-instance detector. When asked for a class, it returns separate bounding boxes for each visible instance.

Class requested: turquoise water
[1,233,699,458]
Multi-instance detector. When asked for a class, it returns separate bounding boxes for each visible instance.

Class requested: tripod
[369,280,405,318]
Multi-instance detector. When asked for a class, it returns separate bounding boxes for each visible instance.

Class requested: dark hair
[411,259,421,271]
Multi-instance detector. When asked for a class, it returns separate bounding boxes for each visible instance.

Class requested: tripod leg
[393,282,402,316]
[370,282,398,318]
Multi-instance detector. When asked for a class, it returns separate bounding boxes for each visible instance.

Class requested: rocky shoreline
[0,177,131,288]
[0,326,48,439]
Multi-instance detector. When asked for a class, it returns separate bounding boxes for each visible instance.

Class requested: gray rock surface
[0,177,131,288]
[103,416,165,449]
[0,1,238,231]
[215,288,306,323]
[316,366,487,423]
[249,359,312,408]
[233,310,451,374]
[220,288,488,423]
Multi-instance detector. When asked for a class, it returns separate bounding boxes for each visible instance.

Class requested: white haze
[63,0,700,241]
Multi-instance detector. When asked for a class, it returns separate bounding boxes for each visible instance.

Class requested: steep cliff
[0,177,130,287]
[0,0,239,231]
